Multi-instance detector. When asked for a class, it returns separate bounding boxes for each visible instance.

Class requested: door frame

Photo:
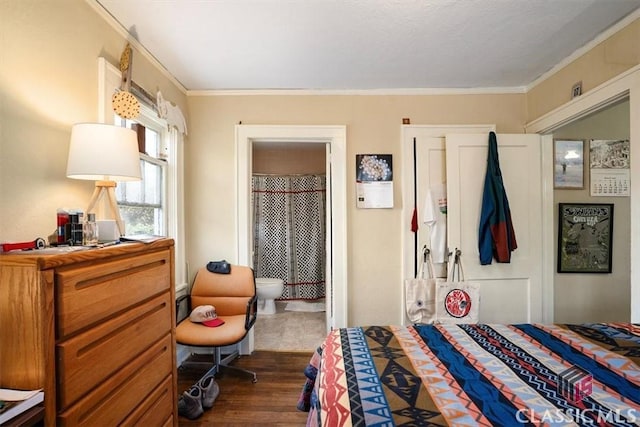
[526,64,640,323]
[236,125,348,331]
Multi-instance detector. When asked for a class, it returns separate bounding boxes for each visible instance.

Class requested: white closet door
[401,125,496,325]
[446,133,543,323]
[415,137,447,277]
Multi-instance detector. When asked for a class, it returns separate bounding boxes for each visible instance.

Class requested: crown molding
[527,9,640,92]
[89,0,638,98]
[187,86,527,97]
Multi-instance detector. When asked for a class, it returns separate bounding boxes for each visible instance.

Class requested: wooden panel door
[446,133,543,323]
[401,125,495,325]
[415,137,448,277]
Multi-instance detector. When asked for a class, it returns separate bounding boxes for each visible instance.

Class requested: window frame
[98,57,186,289]
[116,108,169,236]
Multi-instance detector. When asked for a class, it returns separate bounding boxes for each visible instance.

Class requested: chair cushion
[176,314,248,346]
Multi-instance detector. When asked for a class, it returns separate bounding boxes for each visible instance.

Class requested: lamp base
[86,180,125,236]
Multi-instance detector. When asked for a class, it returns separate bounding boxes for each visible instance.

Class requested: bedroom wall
[2,2,638,327]
[187,10,640,325]
[0,1,187,242]
[527,16,639,120]
[253,144,325,174]
[186,94,527,326]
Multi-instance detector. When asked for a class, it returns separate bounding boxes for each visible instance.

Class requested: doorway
[547,99,630,323]
[251,141,327,350]
[526,66,640,323]
[236,125,348,352]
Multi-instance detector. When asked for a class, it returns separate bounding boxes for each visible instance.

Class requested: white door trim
[236,125,348,331]
[526,64,640,323]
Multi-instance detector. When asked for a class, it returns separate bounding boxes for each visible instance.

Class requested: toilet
[255,277,284,315]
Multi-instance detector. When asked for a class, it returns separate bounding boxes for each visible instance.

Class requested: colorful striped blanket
[303,323,640,426]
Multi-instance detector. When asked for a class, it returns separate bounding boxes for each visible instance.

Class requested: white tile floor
[254,301,327,352]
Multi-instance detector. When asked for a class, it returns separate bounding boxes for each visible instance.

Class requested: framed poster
[557,203,614,273]
[554,139,584,189]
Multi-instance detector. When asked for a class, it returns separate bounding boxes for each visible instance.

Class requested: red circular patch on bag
[444,289,472,318]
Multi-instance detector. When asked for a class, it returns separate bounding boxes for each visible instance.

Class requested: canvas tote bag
[405,246,439,324]
[435,249,480,324]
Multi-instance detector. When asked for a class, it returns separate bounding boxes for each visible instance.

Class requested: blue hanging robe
[478,132,517,264]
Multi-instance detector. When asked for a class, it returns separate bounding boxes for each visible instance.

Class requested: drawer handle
[76,301,168,357]
[73,260,167,290]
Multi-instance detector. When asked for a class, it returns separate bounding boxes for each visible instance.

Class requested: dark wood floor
[177,351,313,426]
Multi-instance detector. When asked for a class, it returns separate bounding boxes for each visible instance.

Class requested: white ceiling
[96,0,640,92]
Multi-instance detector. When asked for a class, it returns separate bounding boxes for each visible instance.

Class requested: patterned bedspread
[302,323,640,426]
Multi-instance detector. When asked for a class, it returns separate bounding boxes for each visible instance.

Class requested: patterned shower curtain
[252,174,326,301]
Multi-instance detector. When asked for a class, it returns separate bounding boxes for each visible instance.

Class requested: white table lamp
[66,123,141,236]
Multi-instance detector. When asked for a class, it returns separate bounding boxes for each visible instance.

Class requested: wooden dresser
[0,239,177,426]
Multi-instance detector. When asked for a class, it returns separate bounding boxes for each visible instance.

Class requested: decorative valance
[157,90,188,136]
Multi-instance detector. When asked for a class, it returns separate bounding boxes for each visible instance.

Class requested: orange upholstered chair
[176,264,258,382]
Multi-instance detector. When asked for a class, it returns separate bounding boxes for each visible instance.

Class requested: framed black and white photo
[554,139,584,189]
[557,203,614,273]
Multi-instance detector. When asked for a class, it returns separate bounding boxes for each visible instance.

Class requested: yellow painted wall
[253,144,326,174]
[1,2,637,326]
[186,94,525,325]
[0,0,186,243]
[527,18,639,120]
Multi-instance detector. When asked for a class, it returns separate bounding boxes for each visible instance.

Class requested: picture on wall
[557,203,614,273]
[554,139,584,189]
[589,139,630,196]
[355,154,393,208]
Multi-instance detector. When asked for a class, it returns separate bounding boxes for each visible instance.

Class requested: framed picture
[557,203,614,273]
[554,139,584,189]
[589,139,631,197]
[355,154,393,208]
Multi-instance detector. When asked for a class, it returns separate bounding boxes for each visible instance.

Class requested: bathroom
[251,141,328,352]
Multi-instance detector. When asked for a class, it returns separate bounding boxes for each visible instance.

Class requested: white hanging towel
[422,183,447,263]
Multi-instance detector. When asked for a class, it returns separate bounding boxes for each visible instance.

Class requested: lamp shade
[66,123,142,181]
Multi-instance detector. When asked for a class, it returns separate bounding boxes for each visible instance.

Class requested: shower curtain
[252,174,326,301]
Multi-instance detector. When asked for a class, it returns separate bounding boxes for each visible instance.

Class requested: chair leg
[217,348,258,383]
[178,348,257,383]
[199,363,219,381]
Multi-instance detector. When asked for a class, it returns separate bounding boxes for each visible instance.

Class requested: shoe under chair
[178,374,221,420]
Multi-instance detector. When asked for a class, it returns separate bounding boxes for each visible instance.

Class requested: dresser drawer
[122,376,175,426]
[56,249,171,338]
[56,293,171,409]
[57,334,173,426]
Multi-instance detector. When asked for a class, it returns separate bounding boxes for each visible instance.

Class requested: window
[99,57,186,289]
[115,120,167,235]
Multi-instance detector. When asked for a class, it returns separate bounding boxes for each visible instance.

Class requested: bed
[299,323,639,426]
